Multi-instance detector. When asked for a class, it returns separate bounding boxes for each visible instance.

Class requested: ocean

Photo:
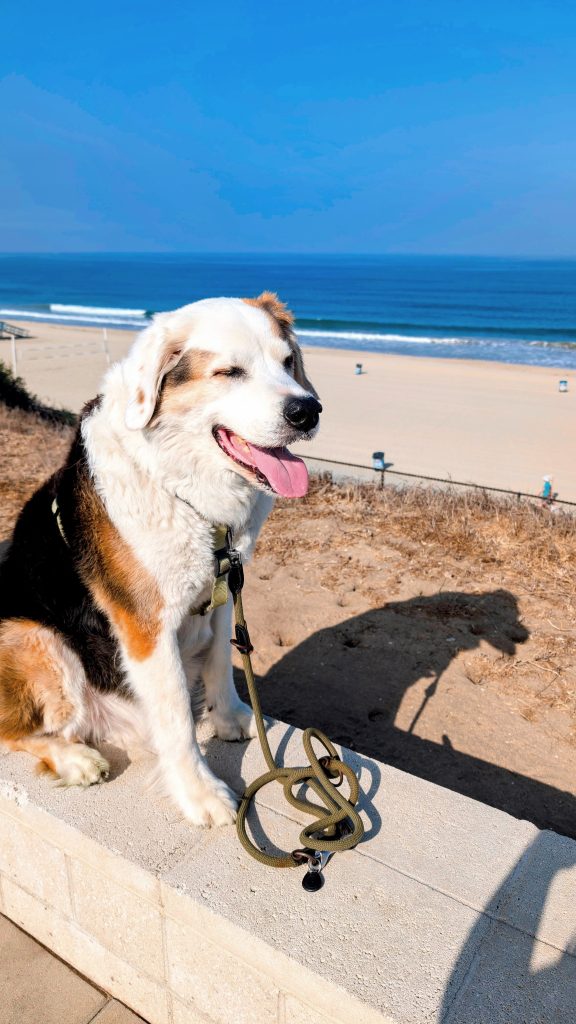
[1,253,576,368]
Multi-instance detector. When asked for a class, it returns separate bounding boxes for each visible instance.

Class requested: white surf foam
[296,328,463,346]
[50,304,148,317]
[0,309,146,327]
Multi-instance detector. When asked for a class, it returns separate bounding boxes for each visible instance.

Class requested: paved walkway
[0,914,146,1024]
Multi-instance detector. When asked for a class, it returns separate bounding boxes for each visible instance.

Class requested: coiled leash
[212,529,365,891]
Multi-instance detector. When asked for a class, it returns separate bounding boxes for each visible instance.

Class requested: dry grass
[0,405,72,537]
[272,474,576,595]
[260,474,576,738]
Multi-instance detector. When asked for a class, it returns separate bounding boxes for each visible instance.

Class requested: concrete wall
[1,721,575,1024]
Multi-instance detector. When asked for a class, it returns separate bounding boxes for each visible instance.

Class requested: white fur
[71,296,319,826]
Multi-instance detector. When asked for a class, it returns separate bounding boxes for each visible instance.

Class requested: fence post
[102,328,111,367]
[380,469,385,489]
[10,334,17,375]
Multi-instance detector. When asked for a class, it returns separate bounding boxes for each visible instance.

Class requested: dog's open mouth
[214,427,309,498]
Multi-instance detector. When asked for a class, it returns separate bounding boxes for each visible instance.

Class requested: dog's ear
[244,292,294,340]
[124,315,185,429]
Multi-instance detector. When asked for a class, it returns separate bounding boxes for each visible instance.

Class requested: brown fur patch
[243,292,294,340]
[289,339,318,397]
[76,491,163,659]
[155,350,216,419]
[75,478,163,662]
[6,735,75,779]
[0,620,75,740]
[162,349,214,390]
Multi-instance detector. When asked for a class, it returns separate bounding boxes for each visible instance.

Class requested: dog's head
[123,293,321,498]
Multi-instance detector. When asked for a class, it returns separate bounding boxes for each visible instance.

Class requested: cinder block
[496,830,576,952]
[284,994,341,1024]
[170,993,219,1024]
[2,879,170,1024]
[69,856,164,981]
[165,912,279,1024]
[445,918,576,1023]
[0,808,71,914]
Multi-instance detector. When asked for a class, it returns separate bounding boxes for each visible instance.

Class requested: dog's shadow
[219,587,576,840]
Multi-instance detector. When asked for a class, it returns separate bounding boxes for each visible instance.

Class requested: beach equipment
[559,379,568,392]
[372,451,385,471]
[355,362,363,375]
[202,528,364,890]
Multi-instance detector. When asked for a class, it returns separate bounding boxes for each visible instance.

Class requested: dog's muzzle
[283,396,322,433]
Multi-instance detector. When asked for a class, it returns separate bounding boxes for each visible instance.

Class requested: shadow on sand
[234,588,576,840]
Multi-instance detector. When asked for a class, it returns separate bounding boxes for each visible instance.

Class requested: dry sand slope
[1,406,575,841]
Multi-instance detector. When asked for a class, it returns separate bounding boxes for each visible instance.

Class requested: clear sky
[1,1,576,254]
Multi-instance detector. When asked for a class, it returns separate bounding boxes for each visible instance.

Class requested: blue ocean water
[1,253,576,368]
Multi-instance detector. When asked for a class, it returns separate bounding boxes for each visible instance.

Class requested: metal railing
[298,453,576,508]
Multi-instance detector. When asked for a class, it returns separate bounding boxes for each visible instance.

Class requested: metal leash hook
[291,847,330,891]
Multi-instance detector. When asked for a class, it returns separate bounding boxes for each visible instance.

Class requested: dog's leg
[5,735,110,786]
[0,619,111,786]
[124,630,238,826]
[202,601,257,740]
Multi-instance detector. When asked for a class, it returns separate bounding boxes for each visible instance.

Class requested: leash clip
[292,847,332,892]
[230,622,253,655]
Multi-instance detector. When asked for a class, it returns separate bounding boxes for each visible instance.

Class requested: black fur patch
[0,399,129,696]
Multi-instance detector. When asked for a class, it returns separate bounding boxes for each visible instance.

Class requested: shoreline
[0,320,574,501]
[2,315,576,371]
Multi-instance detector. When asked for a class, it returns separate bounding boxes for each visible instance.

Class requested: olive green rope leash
[224,536,365,887]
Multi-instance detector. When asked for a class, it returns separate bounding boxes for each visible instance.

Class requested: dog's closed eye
[213,366,246,379]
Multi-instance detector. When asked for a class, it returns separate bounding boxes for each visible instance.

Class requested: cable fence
[297,453,576,508]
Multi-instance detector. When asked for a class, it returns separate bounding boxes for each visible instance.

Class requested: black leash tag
[302,870,325,892]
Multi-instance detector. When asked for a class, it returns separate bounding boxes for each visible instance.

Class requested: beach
[1,320,574,501]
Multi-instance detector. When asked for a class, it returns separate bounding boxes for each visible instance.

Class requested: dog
[0,293,321,826]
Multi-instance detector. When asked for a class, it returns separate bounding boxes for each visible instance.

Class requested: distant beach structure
[355,362,363,375]
[559,379,568,392]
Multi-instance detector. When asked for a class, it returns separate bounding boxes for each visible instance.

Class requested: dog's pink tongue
[246,441,309,498]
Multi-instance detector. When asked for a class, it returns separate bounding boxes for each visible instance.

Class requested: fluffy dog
[0,293,321,826]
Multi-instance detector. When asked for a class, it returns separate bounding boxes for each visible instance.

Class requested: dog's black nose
[283,396,322,433]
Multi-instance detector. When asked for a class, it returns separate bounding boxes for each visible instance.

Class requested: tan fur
[156,350,216,418]
[0,620,75,741]
[77,479,164,662]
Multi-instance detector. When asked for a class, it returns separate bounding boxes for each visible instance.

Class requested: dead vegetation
[0,405,72,537]
[258,475,576,742]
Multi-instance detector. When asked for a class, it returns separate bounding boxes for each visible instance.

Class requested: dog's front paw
[210,700,259,741]
[183,776,238,828]
[55,744,110,788]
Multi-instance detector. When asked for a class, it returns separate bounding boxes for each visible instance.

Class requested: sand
[1,319,574,501]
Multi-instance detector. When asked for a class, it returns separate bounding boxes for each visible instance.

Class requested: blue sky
[1,1,576,254]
